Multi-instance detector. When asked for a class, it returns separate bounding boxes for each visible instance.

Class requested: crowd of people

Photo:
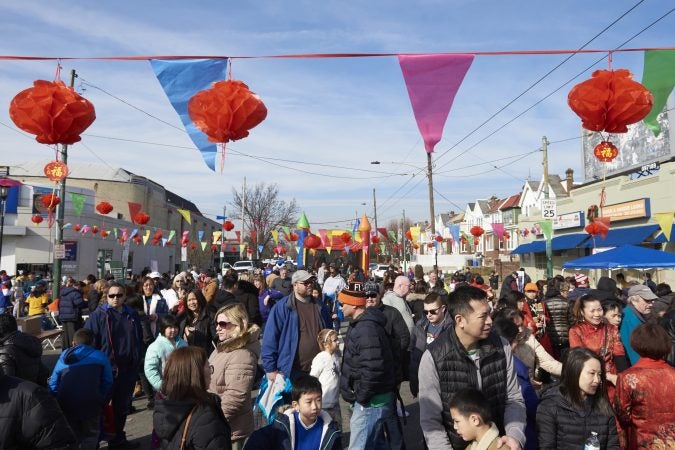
[0,263,674,449]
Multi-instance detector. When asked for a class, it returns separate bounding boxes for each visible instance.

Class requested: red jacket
[569,321,625,375]
[615,358,675,449]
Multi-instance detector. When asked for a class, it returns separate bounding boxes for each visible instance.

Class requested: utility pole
[219,205,226,271]
[372,188,378,231]
[402,209,407,273]
[52,69,76,298]
[542,136,553,278]
[241,178,246,260]
[427,152,436,237]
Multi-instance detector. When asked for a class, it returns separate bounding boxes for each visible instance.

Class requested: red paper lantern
[44,161,68,182]
[134,212,150,225]
[133,235,142,245]
[9,80,96,145]
[96,201,113,215]
[188,80,267,143]
[470,226,485,238]
[304,234,322,249]
[585,217,611,240]
[190,243,197,251]
[392,245,399,252]
[223,220,235,231]
[280,247,287,254]
[231,246,237,251]
[340,232,351,244]
[593,141,619,163]
[31,215,43,225]
[568,69,653,133]
[39,193,60,209]
[427,243,434,249]
[503,232,510,240]
[211,244,218,252]
[288,232,299,242]
[474,238,480,246]
[73,224,81,232]
[435,235,444,243]
[371,236,380,244]
[246,248,253,254]
[413,244,420,250]
[153,230,163,240]
[91,225,99,234]
[405,230,412,241]
[101,230,109,238]
[151,238,159,246]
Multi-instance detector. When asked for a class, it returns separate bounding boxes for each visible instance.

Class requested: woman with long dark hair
[177,289,214,355]
[153,346,232,449]
[536,347,618,449]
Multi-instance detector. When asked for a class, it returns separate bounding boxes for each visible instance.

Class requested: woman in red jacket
[569,295,628,397]
[615,323,675,449]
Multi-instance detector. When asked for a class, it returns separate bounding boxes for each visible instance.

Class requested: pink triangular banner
[398,54,474,153]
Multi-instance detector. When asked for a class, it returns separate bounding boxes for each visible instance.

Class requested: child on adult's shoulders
[449,388,502,450]
[244,375,342,450]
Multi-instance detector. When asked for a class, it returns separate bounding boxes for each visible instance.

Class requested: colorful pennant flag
[642,50,675,136]
[143,229,151,245]
[537,221,554,241]
[201,242,207,251]
[212,231,222,244]
[654,212,674,242]
[69,192,86,216]
[167,230,176,242]
[197,230,204,242]
[271,230,279,245]
[177,209,192,224]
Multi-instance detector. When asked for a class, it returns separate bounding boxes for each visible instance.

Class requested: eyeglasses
[299,280,314,286]
[525,290,538,293]
[424,307,444,316]
[108,293,124,299]
[216,321,231,328]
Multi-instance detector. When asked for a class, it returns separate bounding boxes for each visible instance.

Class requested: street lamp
[0,185,9,266]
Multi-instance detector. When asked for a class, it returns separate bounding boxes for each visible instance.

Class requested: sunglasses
[299,280,314,286]
[424,307,444,316]
[525,290,538,293]
[216,321,231,328]
[108,293,124,299]
[366,293,378,298]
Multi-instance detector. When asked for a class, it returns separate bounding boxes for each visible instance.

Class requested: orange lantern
[44,160,68,182]
[413,244,420,250]
[585,217,611,240]
[39,193,60,209]
[593,141,619,163]
[31,214,43,225]
[405,230,413,241]
[9,80,96,144]
[568,69,653,133]
[96,201,113,215]
[188,80,267,143]
[133,212,150,225]
[223,220,235,231]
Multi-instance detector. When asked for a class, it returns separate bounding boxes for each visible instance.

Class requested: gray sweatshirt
[418,336,526,450]
[381,291,414,335]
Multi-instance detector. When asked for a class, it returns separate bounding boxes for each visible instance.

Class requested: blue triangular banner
[198,230,204,242]
[149,58,229,171]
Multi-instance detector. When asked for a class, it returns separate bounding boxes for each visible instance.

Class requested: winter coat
[536,386,618,450]
[271,276,293,297]
[207,289,238,321]
[209,324,261,441]
[620,305,646,365]
[340,307,398,405]
[141,293,169,336]
[661,310,675,367]
[0,330,47,385]
[569,321,625,375]
[261,293,330,379]
[615,357,675,449]
[48,343,113,419]
[202,280,219,303]
[144,335,188,391]
[258,287,283,323]
[310,350,341,409]
[58,286,86,322]
[154,395,232,450]
[235,281,263,326]
[381,290,414,335]
[406,292,426,324]
[543,296,571,346]
[377,303,410,381]
[514,357,538,450]
[0,373,77,449]
[87,288,101,313]
[84,303,143,370]
[409,313,453,397]
[243,409,341,450]
[178,309,215,355]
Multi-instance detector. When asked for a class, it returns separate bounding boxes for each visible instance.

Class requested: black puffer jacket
[0,331,47,385]
[377,303,410,382]
[340,307,397,405]
[409,314,453,397]
[661,310,675,367]
[0,373,77,449]
[235,281,262,326]
[154,396,232,450]
[543,296,571,346]
[536,386,618,450]
[58,286,85,322]
[178,309,215,356]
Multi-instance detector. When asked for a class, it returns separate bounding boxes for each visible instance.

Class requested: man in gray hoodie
[418,286,526,450]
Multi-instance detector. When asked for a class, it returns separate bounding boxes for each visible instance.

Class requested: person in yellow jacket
[26,282,50,316]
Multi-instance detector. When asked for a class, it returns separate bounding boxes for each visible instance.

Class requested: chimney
[565,168,574,192]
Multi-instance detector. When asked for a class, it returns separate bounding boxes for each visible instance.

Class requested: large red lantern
[593,141,619,163]
[133,212,150,225]
[340,232,351,245]
[39,193,60,209]
[371,236,380,244]
[568,69,653,134]
[585,217,611,240]
[9,80,96,145]
[188,80,267,143]
[223,220,235,231]
[44,161,68,182]
[96,201,113,215]
[304,234,322,249]
[31,214,43,225]
[470,226,485,238]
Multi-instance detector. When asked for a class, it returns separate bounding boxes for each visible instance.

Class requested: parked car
[371,264,389,280]
[232,260,256,273]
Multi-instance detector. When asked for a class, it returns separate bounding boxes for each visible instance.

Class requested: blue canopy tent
[562,244,675,270]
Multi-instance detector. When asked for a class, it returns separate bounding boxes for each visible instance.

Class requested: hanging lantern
[188,80,267,143]
[31,214,43,225]
[153,230,163,240]
[90,225,99,234]
[211,244,218,252]
[246,248,253,254]
[473,238,480,246]
[593,141,619,163]
[9,80,96,145]
[39,193,60,209]
[427,242,434,249]
[371,236,380,244]
[189,242,196,251]
[503,232,510,240]
[470,226,485,238]
[96,201,113,215]
[392,245,399,252]
[435,235,444,243]
[44,161,68,182]
[585,217,611,240]
[231,245,237,251]
[568,69,653,134]
[405,230,413,241]
[133,235,142,245]
[304,234,322,249]
[288,232,299,242]
[73,224,81,232]
[340,232,351,244]
[101,229,109,238]
[223,220,235,231]
[413,243,420,250]
[152,238,160,246]
[133,212,150,225]
[280,247,287,254]
[461,236,467,245]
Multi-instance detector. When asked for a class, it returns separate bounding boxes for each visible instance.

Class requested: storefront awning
[510,242,536,254]
[579,224,659,248]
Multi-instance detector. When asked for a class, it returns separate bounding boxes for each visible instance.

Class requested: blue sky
[0,1,673,230]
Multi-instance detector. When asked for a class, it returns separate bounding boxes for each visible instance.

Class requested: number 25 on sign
[541,199,557,219]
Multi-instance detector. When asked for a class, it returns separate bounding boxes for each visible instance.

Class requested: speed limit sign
[541,199,557,219]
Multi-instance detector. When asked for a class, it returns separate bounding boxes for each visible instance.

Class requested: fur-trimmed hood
[215,324,261,357]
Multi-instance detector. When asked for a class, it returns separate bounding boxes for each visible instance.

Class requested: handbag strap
[179,405,198,450]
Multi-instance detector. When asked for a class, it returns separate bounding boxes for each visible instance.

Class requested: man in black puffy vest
[418,286,526,450]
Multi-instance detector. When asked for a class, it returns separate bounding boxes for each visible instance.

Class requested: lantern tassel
[219,142,227,174]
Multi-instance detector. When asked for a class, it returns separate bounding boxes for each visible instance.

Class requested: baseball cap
[148,271,161,279]
[524,282,539,292]
[574,273,590,288]
[364,280,379,297]
[627,284,658,300]
[291,270,314,284]
[338,282,367,306]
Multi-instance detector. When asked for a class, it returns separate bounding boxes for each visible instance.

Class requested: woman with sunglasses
[208,303,261,450]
